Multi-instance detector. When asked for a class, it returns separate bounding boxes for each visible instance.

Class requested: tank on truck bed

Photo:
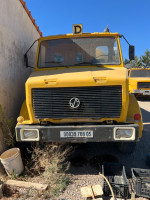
[16,25,143,153]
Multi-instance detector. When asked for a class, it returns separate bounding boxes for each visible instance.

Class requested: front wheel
[117,142,136,154]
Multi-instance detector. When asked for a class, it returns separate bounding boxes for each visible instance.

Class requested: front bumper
[133,89,150,95]
[16,124,139,142]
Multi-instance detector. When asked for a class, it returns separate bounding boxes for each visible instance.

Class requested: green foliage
[130,56,142,68]
[0,104,15,147]
[124,49,150,68]
[124,58,130,65]
[141,49,150,67]
[11,169,18,179]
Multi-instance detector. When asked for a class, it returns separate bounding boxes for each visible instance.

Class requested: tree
[140,50,150,68]
[130,56,142,68]
[124,58,130,65]
[124,56,142,68]
[124,50,150,68]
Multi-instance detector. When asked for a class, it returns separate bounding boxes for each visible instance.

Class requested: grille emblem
[69,97,80,109]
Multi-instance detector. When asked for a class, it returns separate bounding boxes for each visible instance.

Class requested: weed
[0,104,15,147]
[11,169,18,179]
[24,143,72,199]
[24,187,31,198]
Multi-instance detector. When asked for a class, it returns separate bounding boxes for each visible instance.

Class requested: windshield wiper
[44,61,103,68]
[75,62,94,65]
[45,61,63,64]
[73,62,104,67]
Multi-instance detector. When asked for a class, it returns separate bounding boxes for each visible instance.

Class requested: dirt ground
[59,99,150,200]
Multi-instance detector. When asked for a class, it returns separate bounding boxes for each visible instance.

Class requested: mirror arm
[24,39,39,56]
[26,65,34,69]
[24,53,34,69]
[24,39,39,69]
[120,34,135,60]
[120,35,131,46]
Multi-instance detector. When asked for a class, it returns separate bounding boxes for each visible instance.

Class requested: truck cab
[129,68,150,96]
[16,26,143,153]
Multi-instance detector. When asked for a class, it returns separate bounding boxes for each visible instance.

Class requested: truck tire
[117,142,136,154]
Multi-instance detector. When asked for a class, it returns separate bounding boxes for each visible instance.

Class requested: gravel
[58,100,150,200]
[59,174,103,200]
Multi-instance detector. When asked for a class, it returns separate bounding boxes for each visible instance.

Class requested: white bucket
[0,148,24,176]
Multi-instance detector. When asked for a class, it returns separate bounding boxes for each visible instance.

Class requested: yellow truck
[16,25,143,153]
[129,68,150,96]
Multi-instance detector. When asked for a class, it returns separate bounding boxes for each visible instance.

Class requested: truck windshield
[38,37,121,68]
[130,69,150,77]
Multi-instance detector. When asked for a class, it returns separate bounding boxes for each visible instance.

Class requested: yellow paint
[126,94,143,138]
[129,68,150,93]
[17,100,31,125]
[17,116,24,123]
[24,66,129,124]
[17,31,143,138]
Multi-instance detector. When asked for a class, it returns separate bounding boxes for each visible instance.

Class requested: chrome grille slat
[32,86,122,119]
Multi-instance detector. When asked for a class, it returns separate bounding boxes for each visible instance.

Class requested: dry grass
[2,143,72,199]
[22,143,72,199]
[0,104,15,147]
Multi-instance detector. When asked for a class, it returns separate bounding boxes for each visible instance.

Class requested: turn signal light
[134,113,141,121]
[17,116,24,123]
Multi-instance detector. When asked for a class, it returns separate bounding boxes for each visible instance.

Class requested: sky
[25,0,150,60]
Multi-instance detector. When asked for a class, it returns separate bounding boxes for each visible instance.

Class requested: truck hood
[27,66,127,87]
[129,77,150,81]
[129,77,150,91]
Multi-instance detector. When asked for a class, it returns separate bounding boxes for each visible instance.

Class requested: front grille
[138,82,150,89]
[32,86,122,119]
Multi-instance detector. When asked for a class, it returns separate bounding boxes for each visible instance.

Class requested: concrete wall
[0,0,40,152]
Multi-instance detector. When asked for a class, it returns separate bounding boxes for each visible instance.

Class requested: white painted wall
[0,0,40,152]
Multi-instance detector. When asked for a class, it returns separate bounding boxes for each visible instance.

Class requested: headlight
[20,129,39,141]
[116,129,133,138]
[114,127,135,141]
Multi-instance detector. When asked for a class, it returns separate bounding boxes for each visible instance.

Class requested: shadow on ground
[68,113,150,177]
[136,96,150,101]
[140,107,150,123]
[67,137,150,178]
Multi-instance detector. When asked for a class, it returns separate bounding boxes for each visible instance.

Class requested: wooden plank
[81,184,103,198]
[81,185,93,198]
[6,180,48,191]
[131,192,136,200]
[92,185,103,196]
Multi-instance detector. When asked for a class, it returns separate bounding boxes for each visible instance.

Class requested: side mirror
[24,54,29,68]
[129,45,135,60]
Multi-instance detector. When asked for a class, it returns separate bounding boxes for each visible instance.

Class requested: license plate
[143,90,150,95]
[60,130,93,138]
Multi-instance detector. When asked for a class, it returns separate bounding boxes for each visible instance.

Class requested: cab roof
[38,32,121,42]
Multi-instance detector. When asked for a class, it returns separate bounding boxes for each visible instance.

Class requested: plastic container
[132,168,150,198]
[0,148,24,176]
[102,162,129,198]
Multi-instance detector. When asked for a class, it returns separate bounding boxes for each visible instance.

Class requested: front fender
[17,100,31,125]
[127,94,143,138]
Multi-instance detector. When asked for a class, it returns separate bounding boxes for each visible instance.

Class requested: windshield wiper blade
[45,61,63,64]
[75,62,104,65]
[75,62,94,65]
